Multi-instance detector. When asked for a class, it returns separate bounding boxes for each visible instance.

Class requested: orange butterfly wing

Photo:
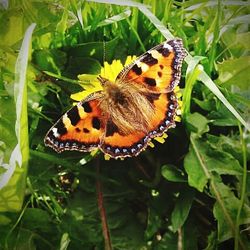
[116,39,186,92]
[44,93,105,153]
[100,39,186,158]
[100,91,178,158]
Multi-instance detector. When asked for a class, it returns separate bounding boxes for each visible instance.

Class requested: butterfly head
[97,75,110,86]
[97,75,125,105]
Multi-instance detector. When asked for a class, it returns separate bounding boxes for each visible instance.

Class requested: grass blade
[138,5,174,40]
[87,0,150,8]
[84,8,131,31]
[182,55,204,118]
[0,23,36,211]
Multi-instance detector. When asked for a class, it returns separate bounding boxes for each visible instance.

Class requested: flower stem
[96,158,112,250]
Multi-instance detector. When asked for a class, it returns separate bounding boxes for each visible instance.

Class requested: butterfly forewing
[116,39,186,93]
[44,97,105,153]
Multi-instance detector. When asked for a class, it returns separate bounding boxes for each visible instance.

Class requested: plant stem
[177,228,183,250]
[96,158,112,250]
[234,125,247,250]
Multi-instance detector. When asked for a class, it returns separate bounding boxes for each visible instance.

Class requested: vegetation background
[0,0,249,249]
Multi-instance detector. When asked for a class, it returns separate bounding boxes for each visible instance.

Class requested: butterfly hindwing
[101,119,149,158]
[148,91,178,135]
[99,90,178,158]
[44,94,105,153]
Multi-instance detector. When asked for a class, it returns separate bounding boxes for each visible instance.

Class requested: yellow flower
[100,56,136,82]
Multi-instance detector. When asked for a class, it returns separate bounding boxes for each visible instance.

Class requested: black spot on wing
[145,93,160,103]
[75,127,81,132]
[144,77,156,87]
[158,71,162,77]
[106,120,119,137]
[67,106,80,126]
[82,102,92,113]
[157,47,170,57]
[83,128,90,133]
[56,119,67,135]
[131,64,142,75]
[142,53,158,66]
[92,117,101,130]
[46,131,54,140]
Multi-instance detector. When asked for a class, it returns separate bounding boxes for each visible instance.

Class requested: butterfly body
[44,39,187,159]
[99,76,155,135]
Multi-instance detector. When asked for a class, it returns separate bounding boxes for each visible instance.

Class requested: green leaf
[206,134,245,162]
[198,69,249,131]
[185,112,210,135]
[192,97,214,111]
[0,214,11,225]
[161,164,186,183]
[67,38,120,63]
[32,49,66,74]
[56,1,69,35]
[0,7,25,47]
[12,229,36,250]
[0,97,16,161]
[60,233,71,250]
[65,57,101,77]
[171,189,195,232]
[204,231,217,250]
[208,110,238,127]
[184,134,243,192]
[212,179,250,242]
[235,32,250,50]
[217,57,250,91]
[184,135,208,192]
[22,208,52,231]
[145,208,161,239]
[222,29,250,57]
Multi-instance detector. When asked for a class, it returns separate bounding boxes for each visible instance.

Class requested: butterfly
[44,39,187,159]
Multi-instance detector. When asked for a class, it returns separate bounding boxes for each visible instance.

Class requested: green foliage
[0,0,249,249]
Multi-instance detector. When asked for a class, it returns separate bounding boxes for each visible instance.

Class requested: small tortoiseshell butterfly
[44,39,187,159]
